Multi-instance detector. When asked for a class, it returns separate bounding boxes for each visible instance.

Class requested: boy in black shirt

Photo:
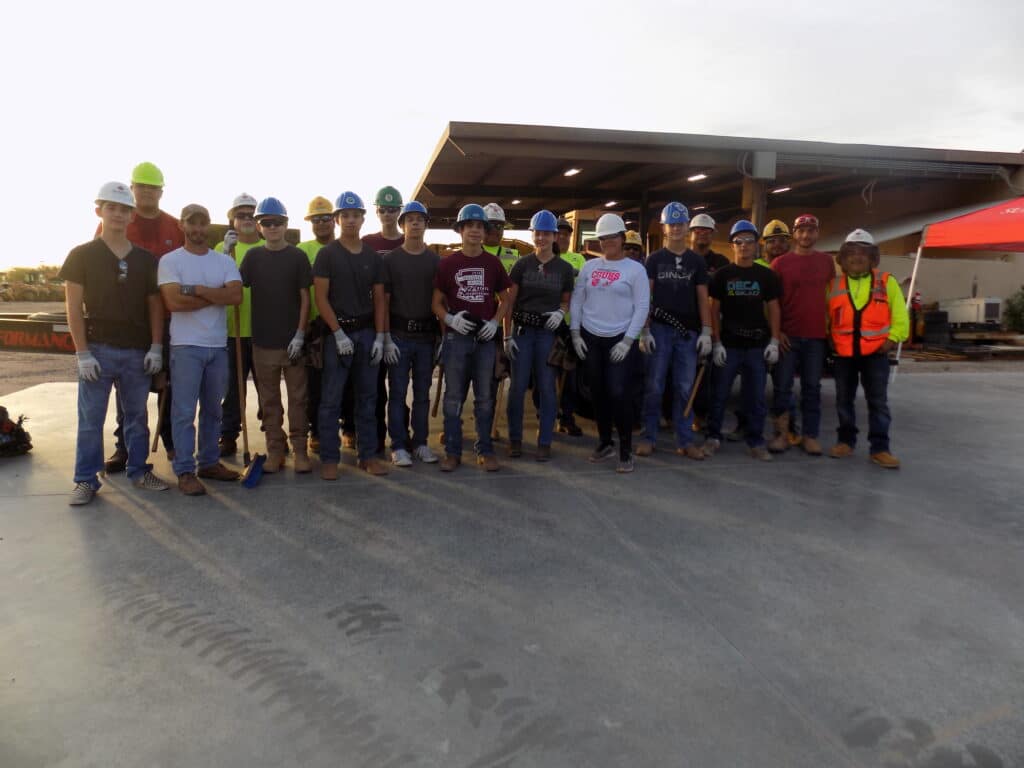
[704,220,781,460]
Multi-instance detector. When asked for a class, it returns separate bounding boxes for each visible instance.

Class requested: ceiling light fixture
[563,168,582,177]
[687,173,708,182]
[510,199,521,205]
[771,187,791,194]
[691,205,707,211]
[605,201,617,207]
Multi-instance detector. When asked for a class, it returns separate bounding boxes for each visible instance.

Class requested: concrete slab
[1,375,1023,768]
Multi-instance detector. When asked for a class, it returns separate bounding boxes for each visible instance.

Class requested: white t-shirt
[158,247,242,348]
[570,257,650,339]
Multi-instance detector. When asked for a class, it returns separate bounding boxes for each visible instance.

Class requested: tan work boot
[749,446,773,462]
[635,442,655,457]
[357,458,389,476]
[676,445,705,461]
[871,451,900,469]
[292,445,312,474]
[477,454,500,472]
[439,455,460,472]
[321,462,338,481]
[262,453,286,473]
[829,443,854,459]
[177,472,207,496]
[801,437,823,456]
[767,413,790,453]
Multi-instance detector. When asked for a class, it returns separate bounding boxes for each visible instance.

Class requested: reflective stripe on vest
[828,271,891,356]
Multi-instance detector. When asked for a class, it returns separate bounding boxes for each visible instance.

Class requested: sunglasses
[234,212,255,221]
[117,259,128,284]
[378,207,401,214]
[732,237,757,245]
[310,215,334,224]
[259,219,286,228]
[624,245,642,251]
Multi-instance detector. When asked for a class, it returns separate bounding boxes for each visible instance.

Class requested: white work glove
[287,331,305,361]
[764,338,780,365]
[333,327,354,356]
[477,318,498,342]
[76,350,101,382]
[370,332,385,365]
[713,342,727,368]
[543,309,565,331]
[639,329,656,355]
[504,336,519,360]
[143,344,163,375]
[222,229,238,253]
[445,310,474,335]
[610,337,634,363]
[383,333,399,365]
[571,330,587,360]
[696,326,713,358]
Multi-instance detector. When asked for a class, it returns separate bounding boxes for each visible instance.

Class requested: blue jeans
[319,328,379,462]
[708,347,768,447]
[387,335,435,452]
[74,343,151,487]
[833,353,891,452]
[640,322,699,448]
[507,326,558,446]
[442,332,496,457]
[170,345,230,476]
[771,336,826,438]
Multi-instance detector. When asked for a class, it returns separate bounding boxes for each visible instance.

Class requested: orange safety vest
[828,271,892,357]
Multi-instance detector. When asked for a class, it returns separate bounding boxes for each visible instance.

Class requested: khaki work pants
[253,345,308,456]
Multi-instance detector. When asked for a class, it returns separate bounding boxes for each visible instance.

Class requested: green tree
[1004,286,1024,332]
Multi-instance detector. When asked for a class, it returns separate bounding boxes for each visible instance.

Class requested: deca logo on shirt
[591,269,621,287]
[726,279,762,297]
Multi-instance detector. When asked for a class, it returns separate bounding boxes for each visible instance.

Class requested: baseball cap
[181,204,211,222]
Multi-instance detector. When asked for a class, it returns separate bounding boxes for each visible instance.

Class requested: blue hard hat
[529,209,559,232]
[729,219,759,241]
[333,191,366,213]
[254,197,288,219]
[398,200,429,225]
[453,203,491,231]
[660,201,690,225]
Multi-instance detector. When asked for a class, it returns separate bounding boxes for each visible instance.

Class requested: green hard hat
[374,186,402,207]
[131,162,164,187]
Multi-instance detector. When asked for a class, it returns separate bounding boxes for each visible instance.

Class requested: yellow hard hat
[762,219,791,239]
[624,230,644,247]
[305,196,334,220]
[131,162,164,187]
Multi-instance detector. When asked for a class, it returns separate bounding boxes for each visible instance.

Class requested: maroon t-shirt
[433,249,512,321]
[362,232,404,255]
[771,250,836,338]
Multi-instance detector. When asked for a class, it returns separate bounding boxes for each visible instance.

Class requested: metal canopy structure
[412,122,1024,233]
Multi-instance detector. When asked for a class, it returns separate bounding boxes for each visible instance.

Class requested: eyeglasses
[378,207,401,214]
[732,237,757,245]
[258,218,286,228]
[117,259,128,284]
[233,212,254,220]
[310,215,334,224]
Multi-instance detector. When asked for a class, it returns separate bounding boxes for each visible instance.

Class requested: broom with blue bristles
[230,238,265,488]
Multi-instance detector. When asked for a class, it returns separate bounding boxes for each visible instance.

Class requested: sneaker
[616,457,635,474]
[439,455,460,472]
[103,450,127,474]
[177,473,206,496]
[588,443,616,463]
[391,449,413,467]
[133,471,170,492]
[477,454,500,472]
[829,443,854,459]
[635,442,654,457]
[68,482,96,506]
[508,440,523,458]
[535,445,552,462]
[749,446,773,462]
[321,462,338,481]
[702,438,721,457]
[413,445,439,464]
[870,451,901,469]
[198,462,240,482]
[218,438,237,457]
[358,458,390,476]
[725,427,744,443]
[676,445,705,461]
[801,437,823,456]
[557,421,582,437]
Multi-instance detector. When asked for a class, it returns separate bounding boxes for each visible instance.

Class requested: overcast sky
[2,0,1021,271]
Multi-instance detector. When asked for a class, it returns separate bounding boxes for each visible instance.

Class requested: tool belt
[306,317,327,370]
[391,314,437,335]
[651,307,697,336]
[729,327,767,342]
[512,310,547,328]
[336,313,373,332]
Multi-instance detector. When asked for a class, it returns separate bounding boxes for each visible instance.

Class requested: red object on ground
[924,197,1024,252]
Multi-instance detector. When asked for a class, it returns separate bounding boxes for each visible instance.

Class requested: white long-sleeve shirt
[570,257,650,339]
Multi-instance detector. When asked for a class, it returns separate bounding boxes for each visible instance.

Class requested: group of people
[62,162,908,504]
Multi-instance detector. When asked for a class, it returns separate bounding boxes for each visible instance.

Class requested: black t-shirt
[509,254,575,315]
[709,262,780,348]
[703,249,730,276]
[645,248,709,330]
[381,246,440,340]
[312,241,382,319]
[58,238,159,349]
[239,245,312,349]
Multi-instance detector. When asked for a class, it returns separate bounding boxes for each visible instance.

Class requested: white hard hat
[482,202,506,223]
[844,228,875,245]
[595,213,627,238]
[95,181,135,208]
[689,213,716,230]
[228,193,259,219]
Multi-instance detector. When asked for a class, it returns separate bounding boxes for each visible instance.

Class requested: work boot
[262,453,286,474]
[218,438,237,457]
[801,436,823,456]
[871,451,901,469]
[177,473,207,496]
[198,462,240,481]
[767,413,790,453]
[292,445,312,474]
[104,449,127,474]
[535,444,552,462]
[321,462,338,481]
[358,458,389,476]
[829,443,854,459]
[558,420,582,437]
[635,442,655,457]
[308,435,320,454]
[749,446,774,462]
[676,445,705,461]
[508,440,523,458]
[439,455,460,472]
[477,454,500,472]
